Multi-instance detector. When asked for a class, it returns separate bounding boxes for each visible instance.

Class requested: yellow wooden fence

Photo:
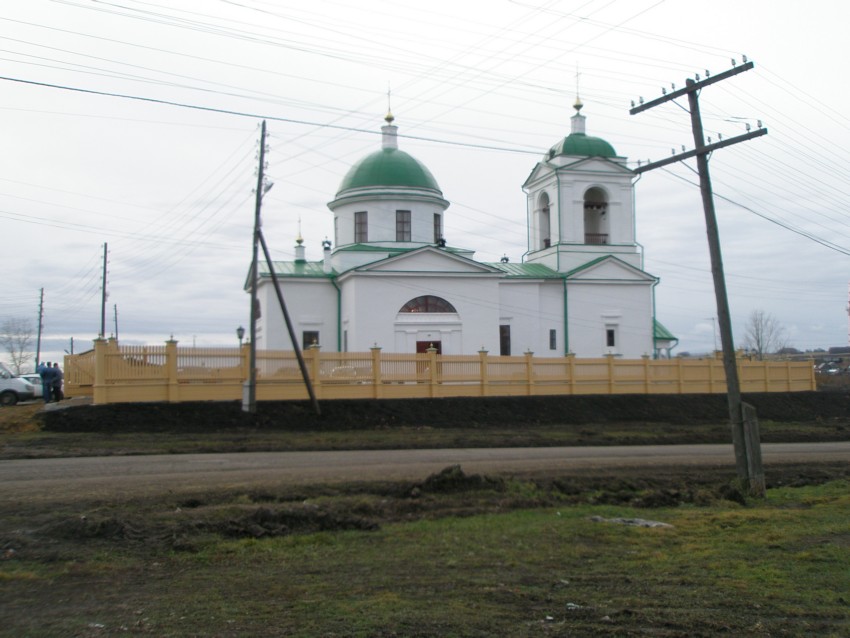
[63,338,817,405]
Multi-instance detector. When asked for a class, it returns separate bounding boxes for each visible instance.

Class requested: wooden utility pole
[630,61,767,496]
[243,120,320,415]
[245,121,266,414]
[100,243,108,338]
[34,287,44,368]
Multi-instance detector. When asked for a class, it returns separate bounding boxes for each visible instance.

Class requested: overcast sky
[2,0,849,367]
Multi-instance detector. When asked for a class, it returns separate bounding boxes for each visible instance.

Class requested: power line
[0,74,546,155]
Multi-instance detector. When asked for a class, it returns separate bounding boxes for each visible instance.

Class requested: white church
[250,100,677,359]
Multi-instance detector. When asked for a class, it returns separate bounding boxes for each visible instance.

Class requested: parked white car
[0,363,35,406]
[18,373,44,399]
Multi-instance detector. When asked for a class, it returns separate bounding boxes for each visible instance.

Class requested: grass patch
[2,473,848,636]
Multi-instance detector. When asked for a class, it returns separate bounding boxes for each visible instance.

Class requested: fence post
[642,353,651,394]
[427,345,438,397]
[525,350,534,395]
[478,348,489,397]
[565,351,575,395]
[606,353,616,394]
[677,356,685,394]
[699,355,708,393]
[165,338,179,402]
[809,357,816,391]
[371,345,382,399]
[93,337,107,405]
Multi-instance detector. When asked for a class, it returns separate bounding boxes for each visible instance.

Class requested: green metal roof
[653,319,677,341]
[336,148,442,194]
[260,261,333,277]
[487,262,561,278]
[549,133,617,159]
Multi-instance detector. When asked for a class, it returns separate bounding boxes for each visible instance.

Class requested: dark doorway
[416,341,442,354]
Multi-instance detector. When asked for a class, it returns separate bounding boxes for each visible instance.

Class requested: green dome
[337,148,441,194]
[549,133,617,159]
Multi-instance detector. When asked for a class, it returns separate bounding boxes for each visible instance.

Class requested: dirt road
[3,442,848,502]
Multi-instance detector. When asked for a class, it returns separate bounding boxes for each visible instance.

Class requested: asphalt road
[2,442,849,503]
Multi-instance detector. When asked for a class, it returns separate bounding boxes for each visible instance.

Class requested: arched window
[399,295,457,313]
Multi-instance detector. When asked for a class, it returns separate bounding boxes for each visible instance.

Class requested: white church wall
[566,281,654,358]
[257,279,338,351]
[498,280,564,356]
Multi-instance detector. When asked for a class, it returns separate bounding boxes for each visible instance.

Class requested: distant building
[249,101,676,358]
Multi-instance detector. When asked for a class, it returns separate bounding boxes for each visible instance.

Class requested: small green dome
[337,148,441,194]
[549,133,617,159]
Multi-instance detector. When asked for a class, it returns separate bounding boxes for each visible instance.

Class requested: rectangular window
[302,331,320,349]
[433,213,443,243]
[396,210,411,241]
[334,216,339,247]
[549,329,557,350]
[354,211,368,243]
[606,328,616,348]
[499,325,511,356]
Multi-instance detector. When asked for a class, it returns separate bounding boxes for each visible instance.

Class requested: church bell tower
[522,99,640,273]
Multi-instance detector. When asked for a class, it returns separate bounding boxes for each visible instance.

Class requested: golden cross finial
[574,64,583,113]
[385,83,395,124]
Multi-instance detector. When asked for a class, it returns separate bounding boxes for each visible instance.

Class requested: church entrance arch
[395,295,461,353]
[416,341,442,354]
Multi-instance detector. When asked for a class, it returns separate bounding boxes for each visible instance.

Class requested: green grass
[2,480,848,636]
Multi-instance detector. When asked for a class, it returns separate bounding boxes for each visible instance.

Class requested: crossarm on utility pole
[634,128,767,174]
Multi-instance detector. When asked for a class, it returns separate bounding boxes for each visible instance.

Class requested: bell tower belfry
[522,99,640,273]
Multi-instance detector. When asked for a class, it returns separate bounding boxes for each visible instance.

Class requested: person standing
[39,361,54,403]
[51,362,64,402]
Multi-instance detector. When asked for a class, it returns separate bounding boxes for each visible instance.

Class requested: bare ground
[2,391,849,545]
[2,392,850,636]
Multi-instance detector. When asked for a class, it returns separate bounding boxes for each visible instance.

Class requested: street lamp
[236,325,245,347]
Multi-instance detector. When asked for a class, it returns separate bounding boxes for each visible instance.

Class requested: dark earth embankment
[41,391,850,434]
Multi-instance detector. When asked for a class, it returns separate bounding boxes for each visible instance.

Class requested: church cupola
[328,113,449,254]
[547,98,617,160]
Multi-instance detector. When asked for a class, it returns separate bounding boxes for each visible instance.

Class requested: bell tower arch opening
[537,192,551,249]
[583,186,608,245]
